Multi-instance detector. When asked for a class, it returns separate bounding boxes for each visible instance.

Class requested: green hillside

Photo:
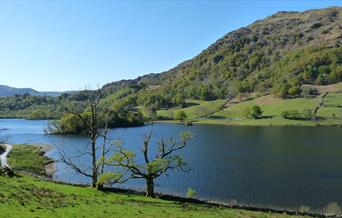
[156,83,342,126]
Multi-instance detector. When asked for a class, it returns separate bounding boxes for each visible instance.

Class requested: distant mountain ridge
[0,85,70,97]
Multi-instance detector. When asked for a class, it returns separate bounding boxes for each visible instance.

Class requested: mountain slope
[0,85,40,97]
[102,6,342,108]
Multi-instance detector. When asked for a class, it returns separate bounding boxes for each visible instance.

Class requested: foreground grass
[0,144,307,217]
[7,144,52,175]
[0,175,307,218]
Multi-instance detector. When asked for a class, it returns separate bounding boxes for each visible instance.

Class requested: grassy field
[156,91,342,126]
[157,99,226,119]
[0,144,308,218]
[7,144,52,175]
[0,175,309,218]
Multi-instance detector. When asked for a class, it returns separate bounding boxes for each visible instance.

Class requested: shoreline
[34,143,56,177]
[4,142,331,217]
[3,143,56,177]
[19,171,325,217]
[153,119,342,128]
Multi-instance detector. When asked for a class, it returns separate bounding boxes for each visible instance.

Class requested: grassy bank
[0,175,309,218]
[7,144,52,175]
[0,144,308,217]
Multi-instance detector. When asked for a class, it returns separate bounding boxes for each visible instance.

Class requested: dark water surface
[1,119,342,211]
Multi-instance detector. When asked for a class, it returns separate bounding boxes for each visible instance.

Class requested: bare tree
[58,89,111,188]
[104,131,192,197]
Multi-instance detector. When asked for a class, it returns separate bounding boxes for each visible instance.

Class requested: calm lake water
[1,119,342,212]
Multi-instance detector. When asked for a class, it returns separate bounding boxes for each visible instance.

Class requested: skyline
[1,1,342,91]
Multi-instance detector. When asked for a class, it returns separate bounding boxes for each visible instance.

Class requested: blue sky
[0,1,341,91]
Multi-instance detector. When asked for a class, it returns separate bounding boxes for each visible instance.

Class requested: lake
[1,119,342,212]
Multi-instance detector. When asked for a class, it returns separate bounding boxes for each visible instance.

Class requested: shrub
[302,109,314,120]
[250,105,263,119]
[174,110,187,122]
[301,87,319,98]
[281,109,302,120]
[288,86,300,97]
[185,188,198,199]
[281,110,291,118]
[324,202,342,215]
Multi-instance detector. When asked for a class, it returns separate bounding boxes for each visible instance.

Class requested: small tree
[174,110,187,122]
[185,187,198,199]
[250,105,263,119]
[302,109,314,120]
[105,131,192,197]
[288,86,300,97]
[242,106,251,118]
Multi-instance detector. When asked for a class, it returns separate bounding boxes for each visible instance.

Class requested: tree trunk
[146,177,155,197]
[91,135,97,188]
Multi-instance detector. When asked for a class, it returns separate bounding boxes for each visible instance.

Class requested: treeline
[47,109,144,135]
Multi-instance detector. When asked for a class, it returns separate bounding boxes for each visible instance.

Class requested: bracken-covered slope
[102,6,342,108]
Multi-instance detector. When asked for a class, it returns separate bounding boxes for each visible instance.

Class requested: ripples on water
[1,119,342,212]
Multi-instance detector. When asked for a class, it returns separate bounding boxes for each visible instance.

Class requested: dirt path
[0,144,12,169]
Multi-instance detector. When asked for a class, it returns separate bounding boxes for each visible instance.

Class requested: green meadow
[156,91,342,127]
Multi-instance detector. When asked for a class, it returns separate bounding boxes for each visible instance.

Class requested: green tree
[172,94,185,107]
[302,109,314,120]
[288,86,300,97]
[242,106,252,118]
[199,86,211,100]
[185,187,198,199]
[250,105,263,119]
[174,110,187,122]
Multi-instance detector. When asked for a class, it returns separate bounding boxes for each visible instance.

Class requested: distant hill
[0,85,69,97]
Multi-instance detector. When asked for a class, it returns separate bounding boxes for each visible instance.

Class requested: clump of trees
[281,109,315,120]
[243,105,263,119]
[300,87,319,98]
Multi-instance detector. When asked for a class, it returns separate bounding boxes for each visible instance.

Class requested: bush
[324,202,342,215]
[300,87,319,98]
[281,110,301,120]
[288,86,300,97]
[185,188,198,199]
[250,105,263,119]
[282,109,314,120]
[174,110,187,122]
[281,110,291,119]
[302,109,314,120]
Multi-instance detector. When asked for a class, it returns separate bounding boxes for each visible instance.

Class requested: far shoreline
[153,119,342,128]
